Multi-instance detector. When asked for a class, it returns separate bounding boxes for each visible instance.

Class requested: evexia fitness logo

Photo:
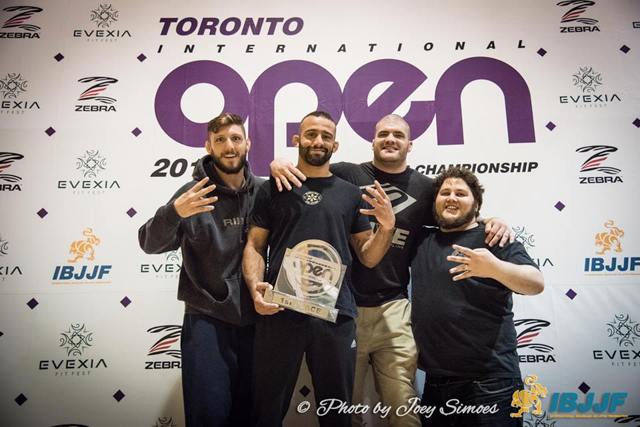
[90,4,118,28]
[0,234,23,282]
[576,145,622,184]
[559,68,621,107]
[0,73,40,114]
[584,220,639,276]
[52,228,112,284]
[0,6,42,39]
[153,417,178,427]
[557,0,600,33]
[73,4,131,41]
[75,77,118,112]
[57,150,121,194]
[515,319,556,363]
[145,325,182,370]
[0,152,24,191]
[39,324,108,376]
[141,249,182,279]
[513,226,554,268]
[592,314,639,368]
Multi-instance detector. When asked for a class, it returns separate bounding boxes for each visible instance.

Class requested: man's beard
[300,145,332,166]
[211,151,247,174]
[433,204,477,230]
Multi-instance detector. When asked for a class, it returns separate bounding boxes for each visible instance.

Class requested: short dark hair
[299,111,336,136]
[207,113,245,137]
[432,166,484,215]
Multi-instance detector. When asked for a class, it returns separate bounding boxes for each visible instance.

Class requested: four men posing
[140,111,543,426]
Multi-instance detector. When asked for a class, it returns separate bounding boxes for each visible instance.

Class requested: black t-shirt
[331,162,434,306]
[249,175,371,318]
[411,225,538,378]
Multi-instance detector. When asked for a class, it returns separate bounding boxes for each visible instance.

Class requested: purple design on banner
[546,122,556,131]
[126,208,137,218]
[137,53,147,62]
[113,390,125,402]
[120,296,131,307]
[566,289,577,300]
[27,298,39,309]
[537,48,547,57]
[54,53,64,62]
[15,394,27,406]
[155,60,249,148]
[434,57,535,145]
[578,382,591,394]
[554,202,565,211]
[37,208,48,218]
[344,59,435,142]
[249,60,342,174]
[633,118,640,128]
[45,127,56,136]
[620,45,630,54]
[132,127,142,137]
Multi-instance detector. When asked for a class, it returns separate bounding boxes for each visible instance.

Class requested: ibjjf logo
[515,319,556,363]
[302,191,322,205]
[573,67,602,93]
[576,145,622,184]
[76,151,106,178]
[557,0,600,33]
[607,314,640,348]
[68,228,101,263]
[0,152,23,191]
[510,375,548,418]
[0,73,27,99]
[595,220,624,255]
[145,325,182,370]
[75,77,118,112]
[90,4,118,28]
[0,6,42,38]
[584,220,638,276]
[60,324,93,357]
[153,417,178,427]
[52,228,112,284]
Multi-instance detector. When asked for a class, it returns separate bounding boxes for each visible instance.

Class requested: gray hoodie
[139,155,263,326]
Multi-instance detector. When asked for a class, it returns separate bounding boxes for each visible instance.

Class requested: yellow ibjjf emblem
[510,375,548,418]
[68,228,101,263]
[595,220,624,255]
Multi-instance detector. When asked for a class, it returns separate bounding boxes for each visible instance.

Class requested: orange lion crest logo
[595,220,624,255]
[68,228,101,263]
[510,375,548,418]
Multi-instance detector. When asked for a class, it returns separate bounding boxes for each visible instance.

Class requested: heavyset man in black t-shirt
[271,115,513,427]
[411,166,544,426]
[243,111,397,427]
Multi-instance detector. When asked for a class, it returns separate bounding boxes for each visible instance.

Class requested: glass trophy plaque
[264,239,346,322]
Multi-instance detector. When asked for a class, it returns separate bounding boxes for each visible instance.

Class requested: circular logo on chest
[302,191,322,205]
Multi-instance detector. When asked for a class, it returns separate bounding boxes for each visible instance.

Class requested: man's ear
[332,141,339,153]
[292,135,300,147]
[205,140,212,154]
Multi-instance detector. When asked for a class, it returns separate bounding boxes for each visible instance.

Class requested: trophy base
[264,288,339,323]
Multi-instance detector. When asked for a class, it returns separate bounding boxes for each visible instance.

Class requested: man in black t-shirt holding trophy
[243,111,396,427]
